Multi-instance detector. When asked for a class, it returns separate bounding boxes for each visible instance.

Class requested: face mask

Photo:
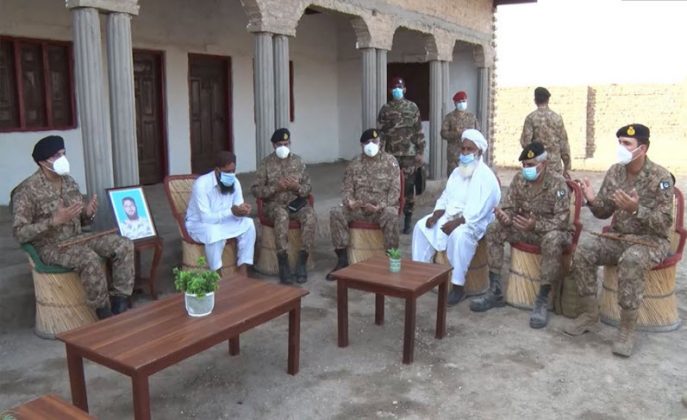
[391,88,404,100]
[275,145,290,159]
[459,153,475,165]
[522,165,540,181]
[48,156,70,176]
[456,102,467,111]
[616,144,639,165]
[363,142,379,157]
[219,172,235,187]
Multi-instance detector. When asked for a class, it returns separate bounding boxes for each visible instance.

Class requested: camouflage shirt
[342,151,401,211]
[251,152,312,206]
[441,109,480,144]
[377,98,425,157]
[11,170,92,248]
[589,158,673,239]
[520,105,571,173]
[502,169,571,233]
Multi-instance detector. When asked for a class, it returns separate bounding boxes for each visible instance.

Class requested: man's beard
[457,162,477,178]
[218,183,235,195]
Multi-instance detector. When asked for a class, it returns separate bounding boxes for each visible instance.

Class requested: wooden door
[133,50,165,184]
[188,54,232,174]
[386,62,429,121]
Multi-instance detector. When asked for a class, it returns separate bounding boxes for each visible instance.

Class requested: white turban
[461,129,488,152]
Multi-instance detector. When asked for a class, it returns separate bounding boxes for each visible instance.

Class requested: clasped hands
[52,195,98,226]
[345,199,381,214]
[277,176,300,192]
[232,202,252,217]
[494,207,536,232]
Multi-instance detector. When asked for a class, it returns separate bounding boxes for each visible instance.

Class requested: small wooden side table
[2,394,94,419]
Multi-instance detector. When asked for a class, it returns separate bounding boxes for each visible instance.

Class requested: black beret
[519,142,546,161]
[616,124,650,141]
[534,87,550,100]
[360,128,380,143]
[32,135,65,163]
[271,128,290,143]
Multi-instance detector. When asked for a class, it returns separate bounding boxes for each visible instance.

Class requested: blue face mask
[219,172,236,187]
[391,88,404,100]
[521,166,540,181]
[459,153,475,165]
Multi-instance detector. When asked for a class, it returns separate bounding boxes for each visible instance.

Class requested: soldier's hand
[611,189,639,214]
[495,208,511,226]
[513,213,536,232]
[84,194,98,218]
[362,203,379,213]
[345,199,358,210]
[52,201,83,226]
[285,176,299,190]
[277,178,291,191]
[578,177,596,203]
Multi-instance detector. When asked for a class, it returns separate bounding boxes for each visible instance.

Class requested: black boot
[96,305,113,320]
[277,251,293,285]
[447,285,465,306]
[402,212,412,234]
[326,248,349,281]
[296,250,308,284]
[470,271,506,312]
[529,285,551,329]
[110,295,128,315]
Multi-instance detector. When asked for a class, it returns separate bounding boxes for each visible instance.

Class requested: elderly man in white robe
[186,151,256,276]
[411,129,501,306]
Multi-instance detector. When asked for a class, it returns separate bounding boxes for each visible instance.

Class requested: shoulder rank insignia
[659,180,671,190]
[556,189,566,199]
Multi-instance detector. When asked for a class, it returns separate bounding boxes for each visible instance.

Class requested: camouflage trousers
[329,206,399,250]
[486,222,572,286]
[394,155,417,215]
[265,203,317,253]
[570,234,669,310]
[446,140,462,177]
[38,234,135,309]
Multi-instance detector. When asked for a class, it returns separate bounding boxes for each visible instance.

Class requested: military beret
[271,128,290,143]
[360,128,380,143]
[616,124,650,141]
[519,142,546,161]
[453,91,467,102]
[534,87,550,100]
[389,77,405,89]
[32,135,65,163]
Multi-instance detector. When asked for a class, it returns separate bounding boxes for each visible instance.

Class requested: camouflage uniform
[487,169,572,286]
[377,98,425,215]
[571,159,673,310]
[330,151,401,250]
[441,109,480,176]
[11,170,134,309]
[520,106,571,175]
[251,152,316,253]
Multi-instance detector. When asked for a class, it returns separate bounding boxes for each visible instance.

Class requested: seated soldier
[470,142,572,329]
[565,124,673,357]
[185,151,256,276]
[12,135,134,320]
[251,128,316,284]
[327,128,401,280]
[411,129,500,306]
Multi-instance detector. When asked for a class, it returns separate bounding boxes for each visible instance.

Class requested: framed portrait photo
[106,186,158,242]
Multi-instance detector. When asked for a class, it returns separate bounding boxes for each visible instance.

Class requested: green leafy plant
[173,256,220,298]
[386,248,402,260]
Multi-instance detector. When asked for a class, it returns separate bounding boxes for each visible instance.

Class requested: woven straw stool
[433,239,489,296]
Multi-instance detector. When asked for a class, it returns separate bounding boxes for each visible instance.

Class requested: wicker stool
[182,239,237,277]
[347,222,388,264]
[255,223,314,275]
[433,239,489,296]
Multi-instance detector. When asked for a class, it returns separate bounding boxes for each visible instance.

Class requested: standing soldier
[520,87,572,178]
[378,76,425,234]
[251,128,316,284]
[326,129,401,280]
[565,124,673,357]
[470,142,572,329]
[441,91,480,176]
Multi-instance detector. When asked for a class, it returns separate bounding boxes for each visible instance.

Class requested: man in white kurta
[185,152,256,274]
[411,129,501,306]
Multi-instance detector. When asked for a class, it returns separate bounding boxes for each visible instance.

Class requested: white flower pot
[184,292,215,317]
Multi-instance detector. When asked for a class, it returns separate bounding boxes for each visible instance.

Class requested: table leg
[288,303,301,375]
[148,241,162,300]
[132,374,151,420]
[402,298,417,364]
[229,336,240,356]
[337,280,349,348]
[375,293,384,325]
[436,277,448,339]
[66,345,88,412]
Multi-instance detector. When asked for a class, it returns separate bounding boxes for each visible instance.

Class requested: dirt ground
[1,165,686,419]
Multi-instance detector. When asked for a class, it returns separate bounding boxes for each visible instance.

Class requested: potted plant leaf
[387,248,402,273]
[173,256,220,317]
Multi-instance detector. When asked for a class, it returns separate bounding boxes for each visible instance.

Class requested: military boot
[563,295,600,336]
[612,309,639,357]
[277,251,293,285]
[402,212,413,235]
[470,272,505,312]
[295,250,309,284]
[110,295,129,315]
[326,248,349,281]
[96,305,113,320]
[529,285,551,329]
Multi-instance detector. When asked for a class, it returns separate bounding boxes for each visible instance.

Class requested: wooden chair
[600,187,685,332]
[505,180,583,316]
[254,195,315,275]
[347,172,405,264]
[163,175,237,276]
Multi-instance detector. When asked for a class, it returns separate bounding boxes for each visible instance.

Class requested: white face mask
[616,144,639,165]
[456,101,467,111]
[363,142,379,157]
[275,145,290,159]
[47,155,70,176]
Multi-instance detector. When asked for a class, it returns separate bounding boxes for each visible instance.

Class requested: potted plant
[173,256,220,317]
[387,248,402,273]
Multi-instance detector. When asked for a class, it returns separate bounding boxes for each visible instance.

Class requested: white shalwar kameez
[185,171,256,271]
[412,159,500,285]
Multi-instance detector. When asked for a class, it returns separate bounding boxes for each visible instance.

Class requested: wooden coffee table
[57,276,308,420]
[330,256,452,364]
[2,394,94,419]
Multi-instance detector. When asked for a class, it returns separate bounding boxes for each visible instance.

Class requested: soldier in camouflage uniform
[251,128,316,284]
[441,91,480,176]
[11,135,134,320]
[326,128,401,280]
[377,77,425,234]
[470,142,572,329]
[520,87,572,178]
[565,124,673,357]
